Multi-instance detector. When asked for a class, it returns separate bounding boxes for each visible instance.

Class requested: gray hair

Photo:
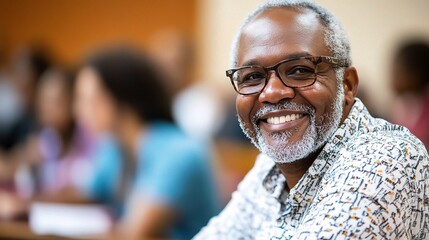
[230,0,352,82]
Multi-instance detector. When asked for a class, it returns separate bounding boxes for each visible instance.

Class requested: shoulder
[346,121,428,175]
[325,120,429,197]
[334,100,428,176]
[145,122,210,167]
[314,118,429,238]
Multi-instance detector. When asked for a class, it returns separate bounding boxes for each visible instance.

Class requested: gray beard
[238,87,344,164]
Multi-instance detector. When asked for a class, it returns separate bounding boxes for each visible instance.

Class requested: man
[194,0,429,239]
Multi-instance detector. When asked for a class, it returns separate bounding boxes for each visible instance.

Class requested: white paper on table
[29,202,112,238]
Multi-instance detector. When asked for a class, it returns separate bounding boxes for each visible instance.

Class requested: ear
[342,66,359,108]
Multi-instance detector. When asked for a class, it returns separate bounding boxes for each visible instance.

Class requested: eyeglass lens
[232,58,319,94]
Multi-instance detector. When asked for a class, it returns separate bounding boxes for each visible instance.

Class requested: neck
[275,149,321,190]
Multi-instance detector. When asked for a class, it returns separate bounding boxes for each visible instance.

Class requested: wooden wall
[0,0,197,64]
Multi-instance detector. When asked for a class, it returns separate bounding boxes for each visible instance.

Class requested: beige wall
[196,0,429,115]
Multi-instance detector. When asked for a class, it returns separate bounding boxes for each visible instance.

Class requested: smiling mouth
[265,113,304,124]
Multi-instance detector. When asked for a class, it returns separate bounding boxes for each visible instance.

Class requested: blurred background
[0,0,428,239]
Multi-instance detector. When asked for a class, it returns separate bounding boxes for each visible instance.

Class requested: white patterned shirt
[194,99,429,239]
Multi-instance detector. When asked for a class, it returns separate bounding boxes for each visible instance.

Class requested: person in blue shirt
[74,47,219,239]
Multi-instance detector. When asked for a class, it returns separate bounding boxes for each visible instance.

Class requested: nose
[258,71,295,104]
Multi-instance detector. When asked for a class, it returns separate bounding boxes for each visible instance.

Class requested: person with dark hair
[74,47,219,239]
[0,67,95,219]
[13,46,51,113]
[31,68,94,195]
[0,46,51,154]
[0,46,51,197]
[0,38,22,153]
[0,40,22,188]
[9,46,52,144]
[390,40,429,149]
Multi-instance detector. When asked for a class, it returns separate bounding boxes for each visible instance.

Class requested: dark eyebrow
[241,52,313,67]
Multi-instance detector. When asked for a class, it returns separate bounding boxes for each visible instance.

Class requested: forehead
[76,68,103,95]
[237,8,330,67]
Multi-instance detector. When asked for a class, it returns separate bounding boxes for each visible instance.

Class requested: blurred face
[391,58,421,95]
[12,55,36,109]
[236,8,345,163]
[37,72,72,131]
[74,67,116,136]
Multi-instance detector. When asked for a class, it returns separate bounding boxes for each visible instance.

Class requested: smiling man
[194,0,429,239]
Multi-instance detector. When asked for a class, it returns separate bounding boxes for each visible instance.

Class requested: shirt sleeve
[292,139,428,239]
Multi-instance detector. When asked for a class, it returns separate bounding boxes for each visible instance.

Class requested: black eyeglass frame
[226,55,349,95]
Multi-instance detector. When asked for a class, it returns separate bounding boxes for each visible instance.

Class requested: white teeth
[266,114,303,124]
[274,118,280,124]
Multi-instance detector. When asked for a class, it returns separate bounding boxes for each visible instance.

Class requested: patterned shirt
[194,99,429,239]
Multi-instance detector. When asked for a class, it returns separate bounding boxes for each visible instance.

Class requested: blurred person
[9,46,52,142]
[390,40,429,149]
[29,68,94,196]
[194,1,429,239]
[0,39,24,188]
[75,47,219,239]
[0,67,94,219]
[0,36,21,150]
[0,46,51,186]
[74,49,123,214]
[0,74,22,152]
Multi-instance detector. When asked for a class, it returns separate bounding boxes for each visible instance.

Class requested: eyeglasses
[226,56,348,95]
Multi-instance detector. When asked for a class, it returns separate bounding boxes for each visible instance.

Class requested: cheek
[94,104,113,131]
[299,79,338,123]
[236,95,257,128]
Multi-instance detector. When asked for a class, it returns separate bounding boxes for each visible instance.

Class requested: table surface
[0,221,103,240]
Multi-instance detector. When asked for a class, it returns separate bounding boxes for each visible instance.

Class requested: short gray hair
[230,0,352,82]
